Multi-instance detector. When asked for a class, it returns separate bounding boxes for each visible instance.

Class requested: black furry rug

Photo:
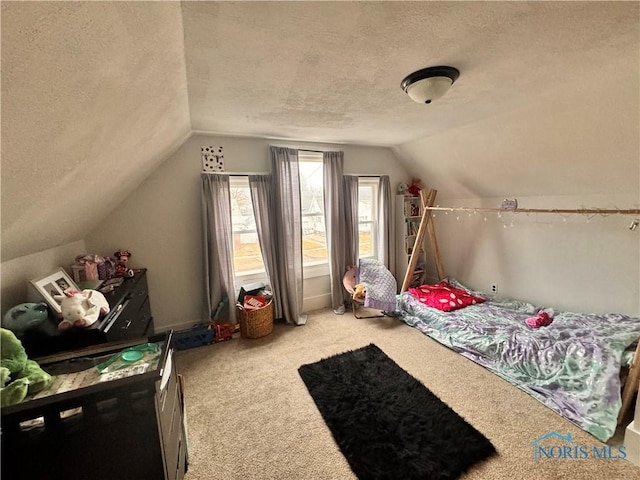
[298,344,496,480]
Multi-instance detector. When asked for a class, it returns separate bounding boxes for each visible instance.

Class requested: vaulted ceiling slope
[2,2,638,261]
[1,2,191,262]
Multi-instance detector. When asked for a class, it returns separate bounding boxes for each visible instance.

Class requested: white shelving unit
[395,195,427,291]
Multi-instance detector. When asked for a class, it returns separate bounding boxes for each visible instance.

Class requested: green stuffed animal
[1,328,53,407]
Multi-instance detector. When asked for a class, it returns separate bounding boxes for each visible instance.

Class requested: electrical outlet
[491,284,498,294]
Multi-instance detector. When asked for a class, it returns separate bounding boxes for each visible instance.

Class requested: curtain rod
[201,172,268,176]
[202,171,382,178]
[298,148,325,154]
[425,206,640,215]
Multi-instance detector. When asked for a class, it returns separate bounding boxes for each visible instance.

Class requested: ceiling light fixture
[401,66,460,104]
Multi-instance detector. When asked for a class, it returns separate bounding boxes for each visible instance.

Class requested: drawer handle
[122,320,132,329]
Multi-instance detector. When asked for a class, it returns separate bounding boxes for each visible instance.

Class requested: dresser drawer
[155,349,186,480]
[158,371,178,434]
[104,294,152,340]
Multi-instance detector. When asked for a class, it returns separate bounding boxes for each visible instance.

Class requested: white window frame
[229,176,268,288]
[228,156,379,283]
[299,151,329,278]
[358,177,379,260]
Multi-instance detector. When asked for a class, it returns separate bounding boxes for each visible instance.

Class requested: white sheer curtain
[201,174,237,324]
[269,146,307,325]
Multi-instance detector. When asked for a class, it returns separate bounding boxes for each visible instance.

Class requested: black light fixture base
[401,66,460,93]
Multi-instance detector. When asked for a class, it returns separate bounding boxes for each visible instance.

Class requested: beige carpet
[175,308,639,480]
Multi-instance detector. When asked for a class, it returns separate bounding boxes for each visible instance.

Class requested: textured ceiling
[2,1,638,261]
[183,1,638,145]
[1,2,191,261]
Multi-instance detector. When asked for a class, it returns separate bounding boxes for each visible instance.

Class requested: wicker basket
[237,300,274,339]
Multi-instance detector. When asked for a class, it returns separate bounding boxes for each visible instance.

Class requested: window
[228,157,379,283]
[229,154,331,283]
[358,178,378,259]
[299,152,328,271]
[229,177,266,283]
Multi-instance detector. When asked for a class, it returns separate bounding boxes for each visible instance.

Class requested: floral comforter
[396,281,640,441]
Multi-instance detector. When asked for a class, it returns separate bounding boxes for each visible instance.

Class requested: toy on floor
[53,289,110,330]
[2,302,49,337]
[1,328,53,407]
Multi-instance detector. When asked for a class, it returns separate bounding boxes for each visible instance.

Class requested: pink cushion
[408,281,485,312]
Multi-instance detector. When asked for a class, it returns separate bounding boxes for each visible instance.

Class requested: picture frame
[30,267,79,315]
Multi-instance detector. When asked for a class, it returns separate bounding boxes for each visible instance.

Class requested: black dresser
[1,332,188,480]
[21,269,154,358]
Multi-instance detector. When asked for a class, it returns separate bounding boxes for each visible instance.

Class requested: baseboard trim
[303,293,332,312]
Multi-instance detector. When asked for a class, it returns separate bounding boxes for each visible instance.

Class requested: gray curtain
[201,174,237,324]
[377,175,393,271]
[323,151,348,313]
[343,175,359,270]
[270,146,307,325]
[248,174,278,308]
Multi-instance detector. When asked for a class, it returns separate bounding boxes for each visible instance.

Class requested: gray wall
[85,134,408,331]
[1,240,87,313]
[394,75,640,316]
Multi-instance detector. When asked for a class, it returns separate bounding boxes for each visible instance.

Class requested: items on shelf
[2,303,49,338]
[54,289,110,330]
[114,249,135,278]
[407,178,422,197]
[71,254,117,283]
[404,198,422,217]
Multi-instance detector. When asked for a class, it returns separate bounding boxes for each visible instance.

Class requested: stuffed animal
[352,284,367,301]
[343,264,358,292]
[397,182,409,195]
[2,302,49,338]
[1,328,53,407]
[114,249,134,278]
[53,289,110,330]
[408,178,422,197]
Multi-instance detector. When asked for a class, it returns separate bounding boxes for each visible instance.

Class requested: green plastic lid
[121,350,144,362]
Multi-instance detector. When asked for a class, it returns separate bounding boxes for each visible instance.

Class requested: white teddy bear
[53,289,110,330]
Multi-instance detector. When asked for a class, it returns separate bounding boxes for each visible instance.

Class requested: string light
[417,205,640,230]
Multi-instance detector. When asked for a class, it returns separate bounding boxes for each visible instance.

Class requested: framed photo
[30,267,79,315]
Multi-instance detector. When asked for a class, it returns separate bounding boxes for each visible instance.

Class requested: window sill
[304,263,330,279]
